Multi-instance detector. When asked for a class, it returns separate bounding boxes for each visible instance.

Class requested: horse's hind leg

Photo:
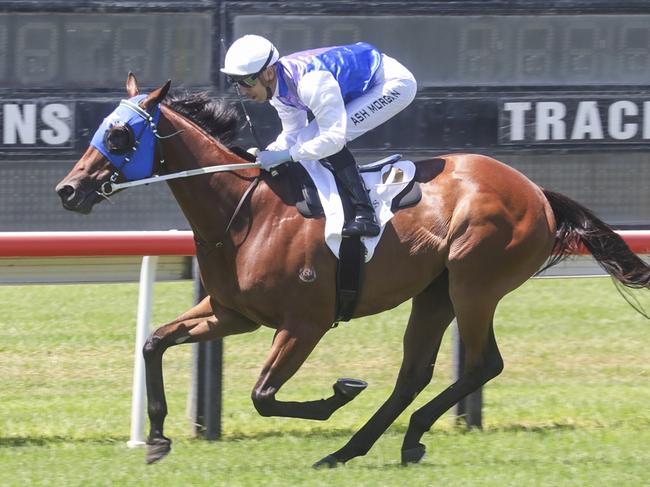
[314,272,455,468]
[144,296,259,464]
[401,291,503,464]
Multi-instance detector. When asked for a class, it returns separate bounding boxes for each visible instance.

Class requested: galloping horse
[55,75,649,466]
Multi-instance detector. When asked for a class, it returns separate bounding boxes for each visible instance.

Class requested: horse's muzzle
[55,181,98,214]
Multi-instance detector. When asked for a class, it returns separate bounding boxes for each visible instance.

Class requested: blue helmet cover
[90,94,161,181]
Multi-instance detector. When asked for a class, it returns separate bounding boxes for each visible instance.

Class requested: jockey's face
[238,66,276,103]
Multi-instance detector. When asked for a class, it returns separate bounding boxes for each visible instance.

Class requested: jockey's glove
[257,149,293,171]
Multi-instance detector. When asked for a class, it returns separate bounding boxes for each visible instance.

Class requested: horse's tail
[539,189,650,290]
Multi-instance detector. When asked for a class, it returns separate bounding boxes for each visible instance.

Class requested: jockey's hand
[257,149,293,171]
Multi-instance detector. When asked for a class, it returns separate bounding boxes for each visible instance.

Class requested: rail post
[127,255,159,447]
[189,258,223,440]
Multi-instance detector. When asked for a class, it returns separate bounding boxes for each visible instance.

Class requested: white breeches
[344,54,417,141]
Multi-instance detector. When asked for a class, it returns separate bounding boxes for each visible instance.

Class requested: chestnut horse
[55,76,649,466]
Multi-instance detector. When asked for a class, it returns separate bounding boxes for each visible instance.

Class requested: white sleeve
[289,70,347,161]
[266,98,308,151]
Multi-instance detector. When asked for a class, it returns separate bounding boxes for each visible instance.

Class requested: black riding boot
[333,161,380,238]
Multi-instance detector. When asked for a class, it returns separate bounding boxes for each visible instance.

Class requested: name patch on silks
[90,94,160,181]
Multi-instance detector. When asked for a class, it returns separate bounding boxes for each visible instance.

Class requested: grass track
[0,278,648,486]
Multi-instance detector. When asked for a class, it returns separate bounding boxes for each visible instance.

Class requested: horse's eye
[103,124,135,154]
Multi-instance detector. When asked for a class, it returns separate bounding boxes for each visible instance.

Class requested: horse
[55,75,650,466]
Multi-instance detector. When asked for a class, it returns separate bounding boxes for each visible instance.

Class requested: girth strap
[333,236,365,325]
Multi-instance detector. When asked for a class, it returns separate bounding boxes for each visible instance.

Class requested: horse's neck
[158,105,256,243]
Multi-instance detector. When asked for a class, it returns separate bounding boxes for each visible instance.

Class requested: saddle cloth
[298,157,417,262]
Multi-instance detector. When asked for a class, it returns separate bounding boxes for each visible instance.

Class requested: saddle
[286,154,422,219]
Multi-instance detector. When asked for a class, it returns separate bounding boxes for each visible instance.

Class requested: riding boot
[334,163,380,237]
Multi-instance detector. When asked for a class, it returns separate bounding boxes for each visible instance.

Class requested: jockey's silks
[275,42,383,110]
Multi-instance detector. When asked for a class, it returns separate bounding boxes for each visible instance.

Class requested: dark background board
[0,0,648,230]
[0,12,212,88]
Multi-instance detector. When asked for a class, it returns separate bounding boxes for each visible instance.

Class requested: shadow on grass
[221,427,362,441]
[221,421,582,441]
[484,422,579,434]
[0,436,127,448]
[0,422,584,449]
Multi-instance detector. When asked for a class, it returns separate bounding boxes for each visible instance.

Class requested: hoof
[401,443,426,465]
[146,437,172,464]
[313,454,342,469]
[333,378,368,401]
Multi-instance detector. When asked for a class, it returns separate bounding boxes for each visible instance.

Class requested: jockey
[221,35,417,237]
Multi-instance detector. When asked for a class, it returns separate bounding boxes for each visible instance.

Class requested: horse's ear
[126,72,139,97]
[141,80,171,111]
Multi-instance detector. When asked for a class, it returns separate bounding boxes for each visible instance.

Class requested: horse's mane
[163,92,240,146]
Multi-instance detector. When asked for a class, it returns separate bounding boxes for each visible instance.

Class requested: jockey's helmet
[221,35,279,79]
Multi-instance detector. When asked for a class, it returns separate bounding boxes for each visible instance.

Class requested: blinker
[102,123,136,155]
[90,94,161,181]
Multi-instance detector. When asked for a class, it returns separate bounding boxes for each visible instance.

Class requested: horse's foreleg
[314,274,454,468]
[144,297,259,464]
[251,323,357,420]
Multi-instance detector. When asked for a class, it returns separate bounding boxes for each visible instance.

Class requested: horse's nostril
[57,184,75,201]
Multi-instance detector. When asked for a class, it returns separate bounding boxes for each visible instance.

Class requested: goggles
[227,73,260,88]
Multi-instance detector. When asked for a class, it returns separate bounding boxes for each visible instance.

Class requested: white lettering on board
[608,100,638,140]
[3,103,37,144]
[501,99,650,143]
[2,102,72,146]
[40,104,72,145]
[570,101,604,140]
[502,102,531,141]
[536,102,566,141]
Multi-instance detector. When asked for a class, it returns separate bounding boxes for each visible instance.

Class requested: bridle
[98,98,180,197]
[94,98,260,197]
[91,94,263,245]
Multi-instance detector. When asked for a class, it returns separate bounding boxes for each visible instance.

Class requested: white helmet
[221,35,279,77]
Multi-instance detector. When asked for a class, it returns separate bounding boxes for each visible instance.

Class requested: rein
[99,161,261,196]
[194,175,261,250]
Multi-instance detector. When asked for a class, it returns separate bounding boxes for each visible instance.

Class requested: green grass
[0,278,648,486]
